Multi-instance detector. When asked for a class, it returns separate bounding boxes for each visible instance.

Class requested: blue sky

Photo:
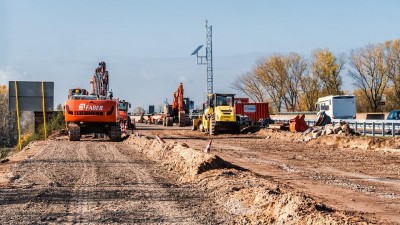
[1,0,400,111]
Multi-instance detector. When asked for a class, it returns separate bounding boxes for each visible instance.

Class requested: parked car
[384,110,400,134]
[387,110,400,120]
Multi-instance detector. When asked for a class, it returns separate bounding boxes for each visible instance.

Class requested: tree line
[232,39,400,113]
[0,85,18,147]
[1,84,65,149]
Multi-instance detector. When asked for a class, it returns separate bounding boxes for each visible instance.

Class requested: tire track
[0,139,216,224]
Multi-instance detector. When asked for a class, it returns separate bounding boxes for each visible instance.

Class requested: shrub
[16,111,65,150]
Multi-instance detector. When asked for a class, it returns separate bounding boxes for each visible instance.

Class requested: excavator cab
[118,100,132,131]
[68,88,89,99]
[118,101,131,111]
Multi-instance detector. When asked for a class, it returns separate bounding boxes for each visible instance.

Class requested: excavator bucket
[315,111,331,126]
[289,114,309,133]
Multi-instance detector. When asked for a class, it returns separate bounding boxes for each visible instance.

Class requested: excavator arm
[164,83,187,127]
[90,61,109,97]
[172,83,184,112]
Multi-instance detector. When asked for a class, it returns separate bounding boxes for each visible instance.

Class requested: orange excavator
[163,83,191,127]
[64,61,121,141]
[118,100,133,132]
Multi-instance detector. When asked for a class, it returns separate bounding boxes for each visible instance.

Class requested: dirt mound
[0,141,45,185]
[258,128,400,151]
[257,128,304,141]
[125,136,239,182]
[313,135,400,151]
[195,169,371,224]
[125,134,372,224]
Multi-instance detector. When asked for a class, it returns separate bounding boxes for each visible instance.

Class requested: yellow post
[41,81,47,139]
[14,81,22,150]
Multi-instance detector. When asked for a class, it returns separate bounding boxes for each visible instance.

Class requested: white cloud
[0,67,31,86]
[177,76,188,82]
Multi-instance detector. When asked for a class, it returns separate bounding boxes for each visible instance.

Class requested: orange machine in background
[64,62,121,141]
[163,83,192,127]
[117,100,133,132]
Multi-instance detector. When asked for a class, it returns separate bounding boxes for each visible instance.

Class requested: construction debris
[300,121,359,142]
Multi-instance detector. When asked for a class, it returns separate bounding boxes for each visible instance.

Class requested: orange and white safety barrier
[204,140,212,153]
[156,135,166,144]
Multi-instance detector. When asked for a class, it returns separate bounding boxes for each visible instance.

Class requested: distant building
[148,105,155,114]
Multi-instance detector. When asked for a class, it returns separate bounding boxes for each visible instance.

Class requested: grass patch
[0,148,14,160]
[16,111,65,151]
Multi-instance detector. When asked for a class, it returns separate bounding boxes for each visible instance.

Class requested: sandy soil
[0,124,399,224]
[137,123,400,224]
[0,137,229,224]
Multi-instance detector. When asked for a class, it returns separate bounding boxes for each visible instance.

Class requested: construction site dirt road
[0,138,227,224]
[0,124,399,224]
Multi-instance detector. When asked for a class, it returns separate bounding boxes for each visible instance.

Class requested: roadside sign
[8,81,54,111]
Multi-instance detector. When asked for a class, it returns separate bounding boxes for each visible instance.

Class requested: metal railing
[274,111,317,115]
[271,117,400,137]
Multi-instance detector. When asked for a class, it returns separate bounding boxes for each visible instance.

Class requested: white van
[316,95,356,119]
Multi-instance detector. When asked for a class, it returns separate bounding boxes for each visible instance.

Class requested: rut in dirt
[0,140,226,224]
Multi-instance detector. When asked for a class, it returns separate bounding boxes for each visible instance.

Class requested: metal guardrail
[271,117,400,137]
[275,111,317,115]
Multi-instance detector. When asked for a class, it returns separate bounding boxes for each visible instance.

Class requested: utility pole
[191,20,213,94]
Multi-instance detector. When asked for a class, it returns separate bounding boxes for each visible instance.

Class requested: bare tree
[298,74,320,111]
[231,72,266,102]
[312,49,344,96]
[232,53,307,112]
[383,39,400,106]
[132,106,146,115]
[155,104,164,113]
[0,85,18,147]
[349,44,389,112]
[255,55,287,112]
[284,53,307,111]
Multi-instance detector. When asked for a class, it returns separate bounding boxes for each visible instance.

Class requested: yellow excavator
[192,93,240,135]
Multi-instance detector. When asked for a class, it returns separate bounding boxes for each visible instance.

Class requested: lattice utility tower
[191,20,213,94]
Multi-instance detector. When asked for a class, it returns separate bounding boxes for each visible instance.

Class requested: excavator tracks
[178,111,186,127]
[68,124,81,141]
[110,125,121,142]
